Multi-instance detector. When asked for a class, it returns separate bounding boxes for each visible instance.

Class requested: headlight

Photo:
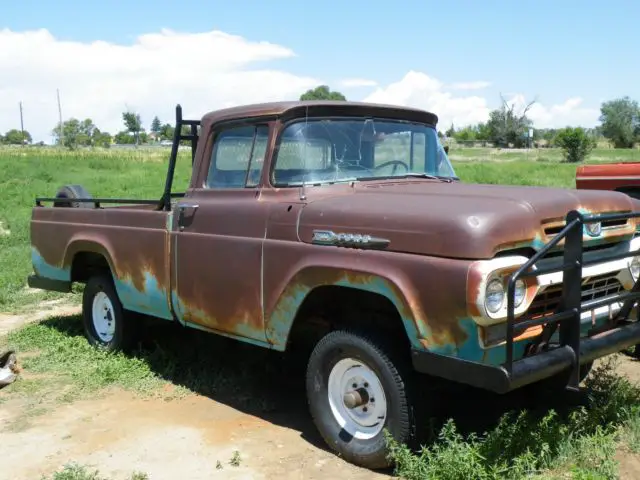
[630,256,640,282]
[513,279,526,308]
[485,279,505,314]
[485,277,526,314]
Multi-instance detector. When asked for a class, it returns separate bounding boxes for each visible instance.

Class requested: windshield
[271,117,457,186]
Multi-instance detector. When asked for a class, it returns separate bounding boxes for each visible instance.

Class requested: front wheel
[82,273,135,352]
[306,330,417,469]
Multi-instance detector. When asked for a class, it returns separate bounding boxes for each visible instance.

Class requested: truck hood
[296,181,637,259]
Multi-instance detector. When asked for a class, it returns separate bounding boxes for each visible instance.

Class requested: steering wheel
[374,160,410,175]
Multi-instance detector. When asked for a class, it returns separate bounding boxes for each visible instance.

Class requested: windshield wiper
[356,173,455,183]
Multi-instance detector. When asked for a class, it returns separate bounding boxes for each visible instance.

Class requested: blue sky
[5,0,638,106]
[2,1,639,141]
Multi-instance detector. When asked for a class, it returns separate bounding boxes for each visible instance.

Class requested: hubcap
[92,291,116,343]
[327,358,387,440]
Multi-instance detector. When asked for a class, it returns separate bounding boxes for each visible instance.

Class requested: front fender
[265,264,430,351]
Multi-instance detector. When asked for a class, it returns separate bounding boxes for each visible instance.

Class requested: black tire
[53,184,92,208]
[82,273,135,352]
[306,329,418,470]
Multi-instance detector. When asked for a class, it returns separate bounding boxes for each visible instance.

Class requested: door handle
[177,203,199,230]
[177,203,199,211]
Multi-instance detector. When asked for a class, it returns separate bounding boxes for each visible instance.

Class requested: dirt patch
[617,450,640,480]
[606,354,640,384]
[0,299,80,337]
[0,390,387,480]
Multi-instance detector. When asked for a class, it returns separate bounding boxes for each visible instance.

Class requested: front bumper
[411,319,640,394]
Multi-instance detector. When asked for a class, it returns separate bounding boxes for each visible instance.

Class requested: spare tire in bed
[53,184,93,208]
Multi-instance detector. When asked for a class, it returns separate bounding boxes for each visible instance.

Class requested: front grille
[544,217,629,237]
[527,272,624,318]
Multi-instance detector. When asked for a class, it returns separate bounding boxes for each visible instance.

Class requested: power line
[19,101,24,145]
[57,88,64,147]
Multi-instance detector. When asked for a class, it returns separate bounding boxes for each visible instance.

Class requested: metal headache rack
[34,105,200,212]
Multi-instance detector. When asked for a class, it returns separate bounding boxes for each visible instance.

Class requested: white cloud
[504,94,600,129]
[0,28,320,142]
[364,71,491,128]
[339,78,378,88]
[448,81,491,91]
[0,28,602,142]
[364,71,600,130]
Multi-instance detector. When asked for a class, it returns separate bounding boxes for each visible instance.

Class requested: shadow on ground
[33,313,640,465]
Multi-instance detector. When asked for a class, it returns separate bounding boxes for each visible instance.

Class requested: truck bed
[31,205,173,321]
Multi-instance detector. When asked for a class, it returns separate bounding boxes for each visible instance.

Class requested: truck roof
[200,100,439,127]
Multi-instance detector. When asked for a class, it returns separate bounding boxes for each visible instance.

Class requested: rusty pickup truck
[29,101,640,469]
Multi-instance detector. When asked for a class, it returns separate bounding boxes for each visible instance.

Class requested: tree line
[0,111,183,148]
[2,85,638,160]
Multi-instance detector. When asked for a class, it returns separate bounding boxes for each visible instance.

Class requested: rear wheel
[306,329,418,469]
[82,273,135,352]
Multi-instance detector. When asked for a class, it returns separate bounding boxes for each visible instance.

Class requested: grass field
[3,144,634,308]
[2,145,640,479]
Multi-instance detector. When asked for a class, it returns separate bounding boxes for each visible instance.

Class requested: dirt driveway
[0,303,390,480]
[2,302,640,480]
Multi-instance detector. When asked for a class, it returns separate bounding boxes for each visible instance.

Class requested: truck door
[171,123,270,344]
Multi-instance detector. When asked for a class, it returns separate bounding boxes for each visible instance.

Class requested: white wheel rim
[92,291,116,343]
[327,357,388,440]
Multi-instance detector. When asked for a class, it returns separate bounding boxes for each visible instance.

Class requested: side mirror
[444,146,449,155]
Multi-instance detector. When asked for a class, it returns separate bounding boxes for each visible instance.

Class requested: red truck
[576,162,640,199]
[29,102,640,469]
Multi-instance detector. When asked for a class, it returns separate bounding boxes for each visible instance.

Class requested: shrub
[554,127,596,163]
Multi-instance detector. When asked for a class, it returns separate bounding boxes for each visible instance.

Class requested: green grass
[386,357,640,480]
[0,146,192,310]
[450,146,640,164]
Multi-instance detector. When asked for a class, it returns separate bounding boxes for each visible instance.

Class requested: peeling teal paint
[113,271,173,321]
[171,290,185,324]
[171,289,267,344]
[266,271,425,351]
[184,321,271,348]
[31,247,70,281]
[427,312,614,367]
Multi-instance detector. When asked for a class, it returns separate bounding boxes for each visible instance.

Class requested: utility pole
[19,101,25,145]
[57,88,64,147]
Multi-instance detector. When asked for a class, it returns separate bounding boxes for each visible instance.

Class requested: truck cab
[29,101,640,470]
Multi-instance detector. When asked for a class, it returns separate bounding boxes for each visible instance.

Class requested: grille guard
[506,209,640,388]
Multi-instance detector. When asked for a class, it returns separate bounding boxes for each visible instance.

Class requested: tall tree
[150,116,162,135]
[3,129,31,145]
[300,85,347,101]
[599,96,640,148]
[486,96,535,148]
[122,111,143,145]
[52,118,109,148]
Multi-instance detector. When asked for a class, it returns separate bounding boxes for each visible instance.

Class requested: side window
[205,125,269,188]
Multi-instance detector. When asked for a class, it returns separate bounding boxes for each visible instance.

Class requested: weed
[40,463,105,480]
[386,356,640,479]
[230,450,241,467]
[39,463,148,480]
